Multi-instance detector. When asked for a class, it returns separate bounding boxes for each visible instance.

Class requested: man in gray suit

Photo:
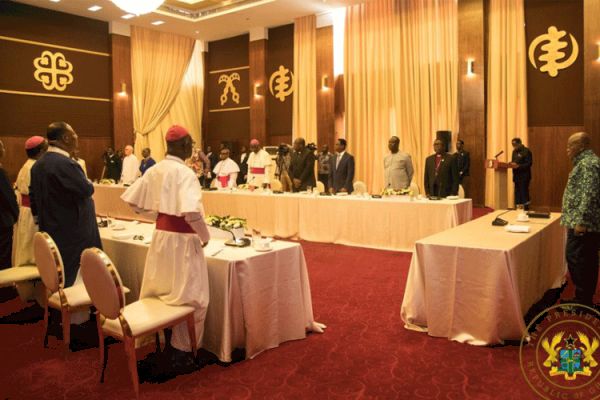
[384,136,414,190]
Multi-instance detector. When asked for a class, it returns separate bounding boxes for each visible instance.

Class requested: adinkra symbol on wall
[218,73,240,106]
[269,65,294,102]
[33,50,74,91]
[528,26,579,78]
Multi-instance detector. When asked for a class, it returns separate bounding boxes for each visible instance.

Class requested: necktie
[336,154,341,169]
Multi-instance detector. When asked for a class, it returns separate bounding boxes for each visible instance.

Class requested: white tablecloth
[401,210,566,345]
[93,185,472,251]
[99,220,318,362]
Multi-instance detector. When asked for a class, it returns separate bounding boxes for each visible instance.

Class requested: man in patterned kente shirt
[561,132,600,307]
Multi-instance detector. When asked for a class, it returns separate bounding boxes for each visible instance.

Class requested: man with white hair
[246,139,272,189]
[120,145,139,184]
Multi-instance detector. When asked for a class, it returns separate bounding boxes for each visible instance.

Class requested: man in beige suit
[384,136,414,190]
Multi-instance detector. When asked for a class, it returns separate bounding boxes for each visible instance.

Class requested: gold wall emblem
[218,72,240,106]
[33,50,74,91]
[269,65,294,102]
[528,26,578,77]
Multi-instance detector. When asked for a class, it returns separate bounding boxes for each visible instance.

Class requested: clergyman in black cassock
[0,140,19,268]
[424,139,459,197]
[30,122,101,287]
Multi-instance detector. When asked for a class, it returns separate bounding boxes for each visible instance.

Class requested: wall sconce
[253,83,264,97]
[321,74,329,90]
[466,59,475,77]
[596,43,600,62]
[118,82,127,97]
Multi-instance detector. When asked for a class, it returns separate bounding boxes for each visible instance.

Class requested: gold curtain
[344,0,458,193]
[485,0,528,208]
[131,27,195,157]
[293,14,317,144]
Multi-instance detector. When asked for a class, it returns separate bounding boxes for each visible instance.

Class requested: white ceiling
[14,0,358,41]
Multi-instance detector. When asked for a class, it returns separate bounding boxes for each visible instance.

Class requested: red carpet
[0,207,590,399]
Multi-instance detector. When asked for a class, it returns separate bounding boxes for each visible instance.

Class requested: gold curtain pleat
[293,14,318,144]
[485,0,528,208]
[344,0,458,193]
[131,27,195,158]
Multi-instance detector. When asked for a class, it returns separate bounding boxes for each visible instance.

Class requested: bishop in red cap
[166,125,190,142]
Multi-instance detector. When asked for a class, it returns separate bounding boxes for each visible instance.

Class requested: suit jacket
[328,152,355,193]
[30,151,101,287]
[289,148,316,191]
[237,153,249,185]
[424,153,459,197]
[0,167,18,228]
[511,146,532,182]
[454,151,470,179]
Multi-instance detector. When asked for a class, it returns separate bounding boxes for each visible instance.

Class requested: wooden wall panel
[584,0,600,155]
[266,24,293,144]
[458,0,486,206]
[249,39,267,145]
[316,26,335,151]
[111,34,133,152]
[528,126,583,211]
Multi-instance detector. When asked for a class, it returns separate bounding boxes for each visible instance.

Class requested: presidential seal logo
[520,303,600,399]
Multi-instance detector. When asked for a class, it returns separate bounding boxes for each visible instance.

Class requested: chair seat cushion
[102,298,195,338]
[0,266,40,288]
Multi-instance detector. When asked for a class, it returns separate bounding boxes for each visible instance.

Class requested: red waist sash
[21,194,31,208]
[250,167,265,174]
[218,175,230,187]
[156,213,195,234]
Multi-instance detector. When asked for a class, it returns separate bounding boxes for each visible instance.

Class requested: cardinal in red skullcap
[121,125,210,354]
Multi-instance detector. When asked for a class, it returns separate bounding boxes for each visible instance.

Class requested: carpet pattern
[0,207,593,399]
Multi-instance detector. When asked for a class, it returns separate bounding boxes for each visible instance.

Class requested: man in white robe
[120,145,139,184]
[13,136,47,300]
[121,125,210,354]
[246,139,272,188]
[212,148,240,189]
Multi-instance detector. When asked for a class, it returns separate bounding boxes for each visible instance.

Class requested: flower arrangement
[99,179,116,185]
[381,187,412,196]
[237,184,249,190]
[205,215,247,231]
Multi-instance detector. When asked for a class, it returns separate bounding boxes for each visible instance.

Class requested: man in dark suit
[454,139,470,184]
[328,138,355,194]
[289,137,316,192]
[0,140,19,269]
[424,139,459,197]
[103,147,122,181]
[30,122,102,287]
[510,137,533,208]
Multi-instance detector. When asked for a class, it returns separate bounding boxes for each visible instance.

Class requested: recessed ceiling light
[88,5,102,12]
[151,20,165,26]
[49,0,60,3]
[121,14,135,20]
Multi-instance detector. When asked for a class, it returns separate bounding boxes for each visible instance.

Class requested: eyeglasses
[133,235,145,241]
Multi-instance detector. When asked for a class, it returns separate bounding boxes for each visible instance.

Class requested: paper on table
[505,224,530,233]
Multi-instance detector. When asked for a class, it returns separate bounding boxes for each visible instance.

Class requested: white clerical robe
[212,158,240,189]
[121,154,139,184]
[13,158,40,301]
[246,149,272,187]
[121,155,210,352]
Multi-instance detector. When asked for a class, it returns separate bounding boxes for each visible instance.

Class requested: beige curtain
[293,14,317,144]
[485,0,528,208]
[145,41,205,160]
[345,0,458,193]
[131,27,195,157]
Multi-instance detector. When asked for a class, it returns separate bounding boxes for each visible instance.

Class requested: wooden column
[110,34,134,152]
[249,39,267,145]
[316,26,335,150]
[458,0,486,206]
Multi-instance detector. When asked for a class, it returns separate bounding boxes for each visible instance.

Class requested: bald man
[120,145,139,184]
[561,132,600,307]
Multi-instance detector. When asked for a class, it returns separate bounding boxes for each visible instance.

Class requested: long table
[400,210,566,345]
[93,184,472,252]
[99,220,319,362]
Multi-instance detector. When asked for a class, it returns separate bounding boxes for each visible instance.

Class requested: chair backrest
[270,179,282,191]
[458,184,465,199]
[80,248,126,320]
[33,232,64,293]
[410,182,420,196]
[316,181,325,193]
[353,181,367,195]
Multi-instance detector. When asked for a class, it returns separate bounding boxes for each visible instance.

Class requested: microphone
[492,209,511,226]
[494,150,504,159]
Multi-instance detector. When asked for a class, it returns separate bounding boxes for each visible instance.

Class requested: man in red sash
[246,139,272,188]
[212,148,239,189]
[121,125,211,357]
